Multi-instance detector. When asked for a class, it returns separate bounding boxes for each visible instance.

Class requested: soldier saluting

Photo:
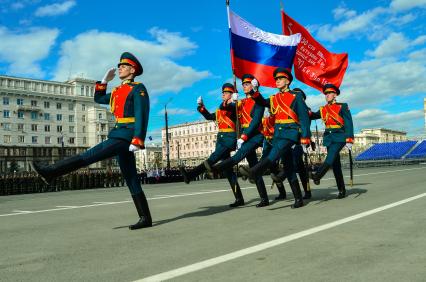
[32,52,152,229]
[309,84,354,199]
[179,83,245,207]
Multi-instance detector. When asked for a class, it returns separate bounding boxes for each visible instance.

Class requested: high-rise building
[0,75,115,172]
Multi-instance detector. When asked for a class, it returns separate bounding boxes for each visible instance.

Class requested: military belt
[116,117,135,123]
[325,125,342,129]
[218,128,236,132]
[275,119,296,124]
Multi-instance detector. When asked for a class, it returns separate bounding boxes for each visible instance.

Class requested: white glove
[129,144,140,152]
[231,93,238,102]
[197,96,203,106]
[302,144,308,153]
[101,67,116,84]
[346,143,353,151]
[251,78,259,92]
[237,138,244,150]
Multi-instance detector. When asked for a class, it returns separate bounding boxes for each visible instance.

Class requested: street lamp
[164,97,173,170]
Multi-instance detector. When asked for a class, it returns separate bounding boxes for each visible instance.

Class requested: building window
[101,124,106,131]
[98,113,102,119]
[68,103,74,111]
[45,137,51,144]
[44,101,50,108]
[18,111,24,119]
[44,113,50,120]
[82,104,86,111]
[57,137,64,144]
[32,136,38,144]
[56,103,62,109]
[82,115,86,122]
[31,124,38,131]
[18,124,24,131]
[57,114,62,121]
[3,97,9,105]
[4,135,11,143]
[31,100,37,107]
[31,111,38,120]
[17,98,24,105]
[57,125,62,132]
[45,125,50,132]
[69,126,74,133]
[69,137,75,144]
[18,136,25,143]
[2,123,11,131]
[69,115,74,122]
[82,126,86,133]
[83,137,87,144]
[3,110,10,118]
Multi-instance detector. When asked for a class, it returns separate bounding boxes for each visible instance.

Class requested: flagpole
[227,0,240,189]
[280,0,285,34]
[226,0,240,139]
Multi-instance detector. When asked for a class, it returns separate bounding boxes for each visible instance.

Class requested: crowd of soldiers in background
[0,166,220,196]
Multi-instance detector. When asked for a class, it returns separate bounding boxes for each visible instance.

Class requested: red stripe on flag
[232,55,277,88]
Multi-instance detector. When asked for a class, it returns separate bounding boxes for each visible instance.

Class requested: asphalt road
[1,164,425,282]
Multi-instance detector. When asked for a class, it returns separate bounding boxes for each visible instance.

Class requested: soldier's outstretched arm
[94,82,112,104]
[132,84,150,148]
[197,105,216,121]
[251,91,271,108]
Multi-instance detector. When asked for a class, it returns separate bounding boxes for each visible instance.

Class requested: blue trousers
[207,142,238,187]
[265,137,298,182]
[77,138,143,195]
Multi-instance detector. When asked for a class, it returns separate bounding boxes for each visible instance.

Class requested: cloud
[35,0,75,17]
[316,7,387,42]
[333,6,357,20]
[390,0,426,11]
[341,57,426,108]
[354,109,424,133]
[0,26,59,77]
[365,32,409,58]
[53,28,210,95]
[158,108,194,115]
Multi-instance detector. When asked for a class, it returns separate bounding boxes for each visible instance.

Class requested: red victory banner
[282,11,348,91]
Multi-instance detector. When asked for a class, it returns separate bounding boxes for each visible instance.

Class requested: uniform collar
[327,100,337,105]
[121,79,134,85]
[279,87,290,93]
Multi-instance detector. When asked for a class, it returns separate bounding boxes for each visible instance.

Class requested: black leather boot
[334,169,346,199]
[248,158,272,183]
[229,182,245,207]
[274,182,287,200]
[238,165,249,181]
[289,180,304,209]
[210,158,235,173]
[255,177,269,208]
[129,192,152,230]
[310,163,331,185]
[179,162,206,184]
[32,155,86,185]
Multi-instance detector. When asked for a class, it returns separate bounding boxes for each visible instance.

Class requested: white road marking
[136,192,426,282]
[56,205,78,208]
[0,166,424,218]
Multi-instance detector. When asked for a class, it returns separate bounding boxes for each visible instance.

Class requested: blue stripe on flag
[231,33,297,68]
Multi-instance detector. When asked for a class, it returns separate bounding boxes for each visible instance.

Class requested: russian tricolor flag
[228,9,301,87]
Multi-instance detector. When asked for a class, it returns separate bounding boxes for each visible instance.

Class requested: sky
[1,0,426,144]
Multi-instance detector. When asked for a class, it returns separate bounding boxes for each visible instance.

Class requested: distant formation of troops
[0,170,125,196]
[181,67,354,209]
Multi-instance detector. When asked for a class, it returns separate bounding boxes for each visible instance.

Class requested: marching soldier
[208,74,269,207]
[179,83,245,207]
[240,112,287,200]
[240,68,311,208]
[309,84,354,199]
[32,52,152,229]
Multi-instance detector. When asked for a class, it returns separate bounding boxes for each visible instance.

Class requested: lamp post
[164,98,173,170]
